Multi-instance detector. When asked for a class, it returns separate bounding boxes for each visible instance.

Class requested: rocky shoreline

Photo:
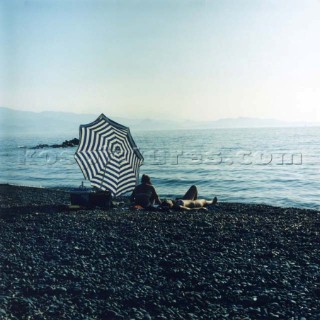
[0,184,319,319]
[31,138,79,149]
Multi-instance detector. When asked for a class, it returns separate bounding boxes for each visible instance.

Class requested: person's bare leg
[204,197,218,205]
[177,205,208,211]
[186,197,218,207]
[182,185,198,200]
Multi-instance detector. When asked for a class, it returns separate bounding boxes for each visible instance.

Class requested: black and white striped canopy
[74,114,144,196]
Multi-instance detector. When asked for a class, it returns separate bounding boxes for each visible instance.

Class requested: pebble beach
[0,184,319,319]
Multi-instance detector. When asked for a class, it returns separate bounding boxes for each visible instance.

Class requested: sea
[1,127,320,210]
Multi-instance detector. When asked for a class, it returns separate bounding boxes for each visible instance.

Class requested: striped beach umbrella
[74,114,144,196]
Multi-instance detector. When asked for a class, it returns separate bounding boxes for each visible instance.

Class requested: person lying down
[130,174,217,210]
[161,185,218,211]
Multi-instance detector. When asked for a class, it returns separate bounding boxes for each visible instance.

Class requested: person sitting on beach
[161,185,217,211]
[130,174,161,208]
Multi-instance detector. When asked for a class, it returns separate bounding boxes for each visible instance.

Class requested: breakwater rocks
[32,138,79,149]
[0,184,319,319]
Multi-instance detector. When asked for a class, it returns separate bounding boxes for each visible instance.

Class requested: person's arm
[130,188,136,204]
[152,186,161,205]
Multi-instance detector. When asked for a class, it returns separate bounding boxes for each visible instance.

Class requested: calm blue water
[1,127,320,210]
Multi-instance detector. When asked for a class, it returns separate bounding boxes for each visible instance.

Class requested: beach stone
[0,184,319,319]
[0,309,7,316]
[101,309,123,319]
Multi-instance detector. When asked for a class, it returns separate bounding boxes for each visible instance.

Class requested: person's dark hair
[141,174,151,184]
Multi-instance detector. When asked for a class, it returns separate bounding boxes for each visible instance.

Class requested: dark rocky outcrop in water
[0,184,319,319]
[32,138,79,149]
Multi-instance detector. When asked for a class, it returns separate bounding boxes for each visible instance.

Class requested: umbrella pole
[101,157,110,192]
[102,165,107,191]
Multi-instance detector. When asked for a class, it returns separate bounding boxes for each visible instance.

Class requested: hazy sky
[1,0,320,122]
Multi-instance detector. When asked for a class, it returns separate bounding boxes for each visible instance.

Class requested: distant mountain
[0,107,137,136]
[0,107,318,137]
[182,117,319,128]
